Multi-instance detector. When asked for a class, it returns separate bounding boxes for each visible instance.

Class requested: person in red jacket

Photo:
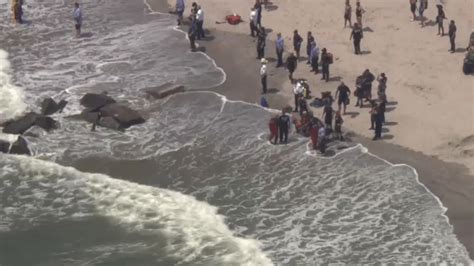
[268,115,279,144]
[310,117,320,150]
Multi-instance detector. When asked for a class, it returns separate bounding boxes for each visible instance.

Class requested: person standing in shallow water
[350,23,363,55]
[175,0,185,26]
[73,3,82,38]
[344,0,352,28]
[268,115,279,144]
[275,33,284,68]
[293,30,303,60]
[278,111,291,144]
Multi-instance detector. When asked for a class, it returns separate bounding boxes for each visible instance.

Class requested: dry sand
[148,0,474,260]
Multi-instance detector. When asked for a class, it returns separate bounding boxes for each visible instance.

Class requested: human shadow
[264,1,279,11]
[360,50,372,55]
[382,134,394,140]
[80,32,93,38]
[201,35,216,41]
[193,46,206,52]
[328,76,342,82]
[382,128,390,133]
[386,101,398,106]
[363,27,374,32]
[267,88,280,94]
[385,106,396,112]
[266,57,277,63]
[344,111,360,118]
[322,150,337,157]
[384,121,398,126]
[264,28,274,34]
[455,48,467,53]
[424,20,437,27]
[299,56,308,62]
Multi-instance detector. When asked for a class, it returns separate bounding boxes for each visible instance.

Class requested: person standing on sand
[73,3,82,38]
[310,41,320,74]
[350,23,363,55]
[373,107,383,140]
[260,58,268,94]
[355,1,365,28]
[196,5,205,40]
[293,30,303,60]
[268,115,279,144]
[175,0,185,26]
[410,0,417,22]
[250,8,257,37]
[369,100,377,130]
[377,73,387,98]
[334,111,344,140]
[419,0,428,26]
[275,33,284,68]
[436,4,446,36]
[344,0,352,28]
[286,52,297,82]
[449,20,456,53]
[293,82,304,112]
[322,104,334,129]
[336,82,351,114]
[306,32,314,64]
[255,0,263,27]
[257,27,266,59]
[378,95,387,124]
[320,48,331,82]
[278,111,291,144]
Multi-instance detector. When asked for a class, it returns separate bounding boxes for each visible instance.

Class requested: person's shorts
[177,10,184,18]
[410,3,416,12]
[344,13,351,20]
[338,97,348,106]
[75,24,81,30]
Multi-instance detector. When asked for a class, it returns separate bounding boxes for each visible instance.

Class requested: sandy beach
[149,0,474,259]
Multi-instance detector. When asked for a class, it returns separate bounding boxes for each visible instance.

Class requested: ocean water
[0,0,471,265]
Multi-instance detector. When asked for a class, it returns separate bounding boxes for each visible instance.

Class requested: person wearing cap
[260,58,268,94]
[293,81,304,112]
[286,52,297,83]
[293,30,303,60]
[275,33,284,67]
[449,20,456,53]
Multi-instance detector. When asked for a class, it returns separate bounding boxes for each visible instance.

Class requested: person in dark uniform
[286,52,298,82]
[344,0,352,28]
[293,30,303,60]
[335,82,351,114]
[320,48,331,82]
[322,105,334,129]
[257,27,266,59]
[350,22,363,55]
[306,31,315,64]
[278,111,291,144]
[449,20,457,53]
[373,108,383,140]
[254,0,262,27]
[378,95,387,124]
[436,4,446,36]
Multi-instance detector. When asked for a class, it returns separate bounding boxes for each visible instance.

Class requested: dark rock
[0,140,10,153]
[80,93,116,110]
[99,103,145,129]
[34,116,58,132]
[57,100,68,113]
[81,110,101,124]
[2,112,39,135]
[143,83,186,99]
[98,117,123,131]
[41,98,59,115]
[9,136,30,155]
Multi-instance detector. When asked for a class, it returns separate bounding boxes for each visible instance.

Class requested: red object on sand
[226,14,242,25]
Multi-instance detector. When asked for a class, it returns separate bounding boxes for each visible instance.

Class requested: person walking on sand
[175,0,185,26]
[257,27,266,59]
[334,111,344,140]
[306,31,314,64]
[322,104,334,129]
[436,4,446,36]
[310,41,320,74]
[293,30,303,60]
[419,0,428,26]
[449,20,457,53]
[350,23,363,55]
[336,82,351,114]
[268,115,279,144]
[286,52,297,83]
[355,1,365,28]
[278,111,291,144]
[250,8,257,37]
[73,3,82,38]
[320,48,331,82]
[260,58,268,94]
[410,0,417,22]
[275,33,284,68]
[196,5,205,40]
[344,0,352,28]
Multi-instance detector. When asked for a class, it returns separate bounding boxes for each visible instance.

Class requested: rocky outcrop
[2,112,59,135]
[80,93,116,110]
[0,139,10,153]
[98,116,123,131]
[9,136,30,155]
[34,116,58,132]
[143,83,186,99]
[41,98,68,115]
[99,103,145,129]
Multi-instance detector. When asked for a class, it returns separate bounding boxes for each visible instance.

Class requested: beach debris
[80,93,116,111]
[9,136,30,156]
[143,83,186,99]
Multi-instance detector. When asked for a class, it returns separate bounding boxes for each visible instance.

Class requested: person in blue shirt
[175,0,185,26]
[73,3,82,38]
[310,41,320,74]
[275,33,284,67]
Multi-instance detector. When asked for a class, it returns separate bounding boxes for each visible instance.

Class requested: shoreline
[148,0,473,259]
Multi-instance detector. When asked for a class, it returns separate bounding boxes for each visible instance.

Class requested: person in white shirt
[293,81,304,112]
[196,6,205,39]
[260,58,268,94]
[73,3,82,38]
[250,8,257,37]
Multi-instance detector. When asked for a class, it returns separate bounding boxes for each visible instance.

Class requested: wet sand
[148,0,473,259]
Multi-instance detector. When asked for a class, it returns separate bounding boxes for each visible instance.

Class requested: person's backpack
[327,53,334,64]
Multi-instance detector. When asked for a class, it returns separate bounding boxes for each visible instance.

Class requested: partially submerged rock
[80,93,116,110]
[41,98,59,115]
[143,83,186,99]
[0,139,10,153]
[2,112,39,135]
[35,116,58,132]
[98,116,123,131]
[99,103,145,129]
[9,136,30,156]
